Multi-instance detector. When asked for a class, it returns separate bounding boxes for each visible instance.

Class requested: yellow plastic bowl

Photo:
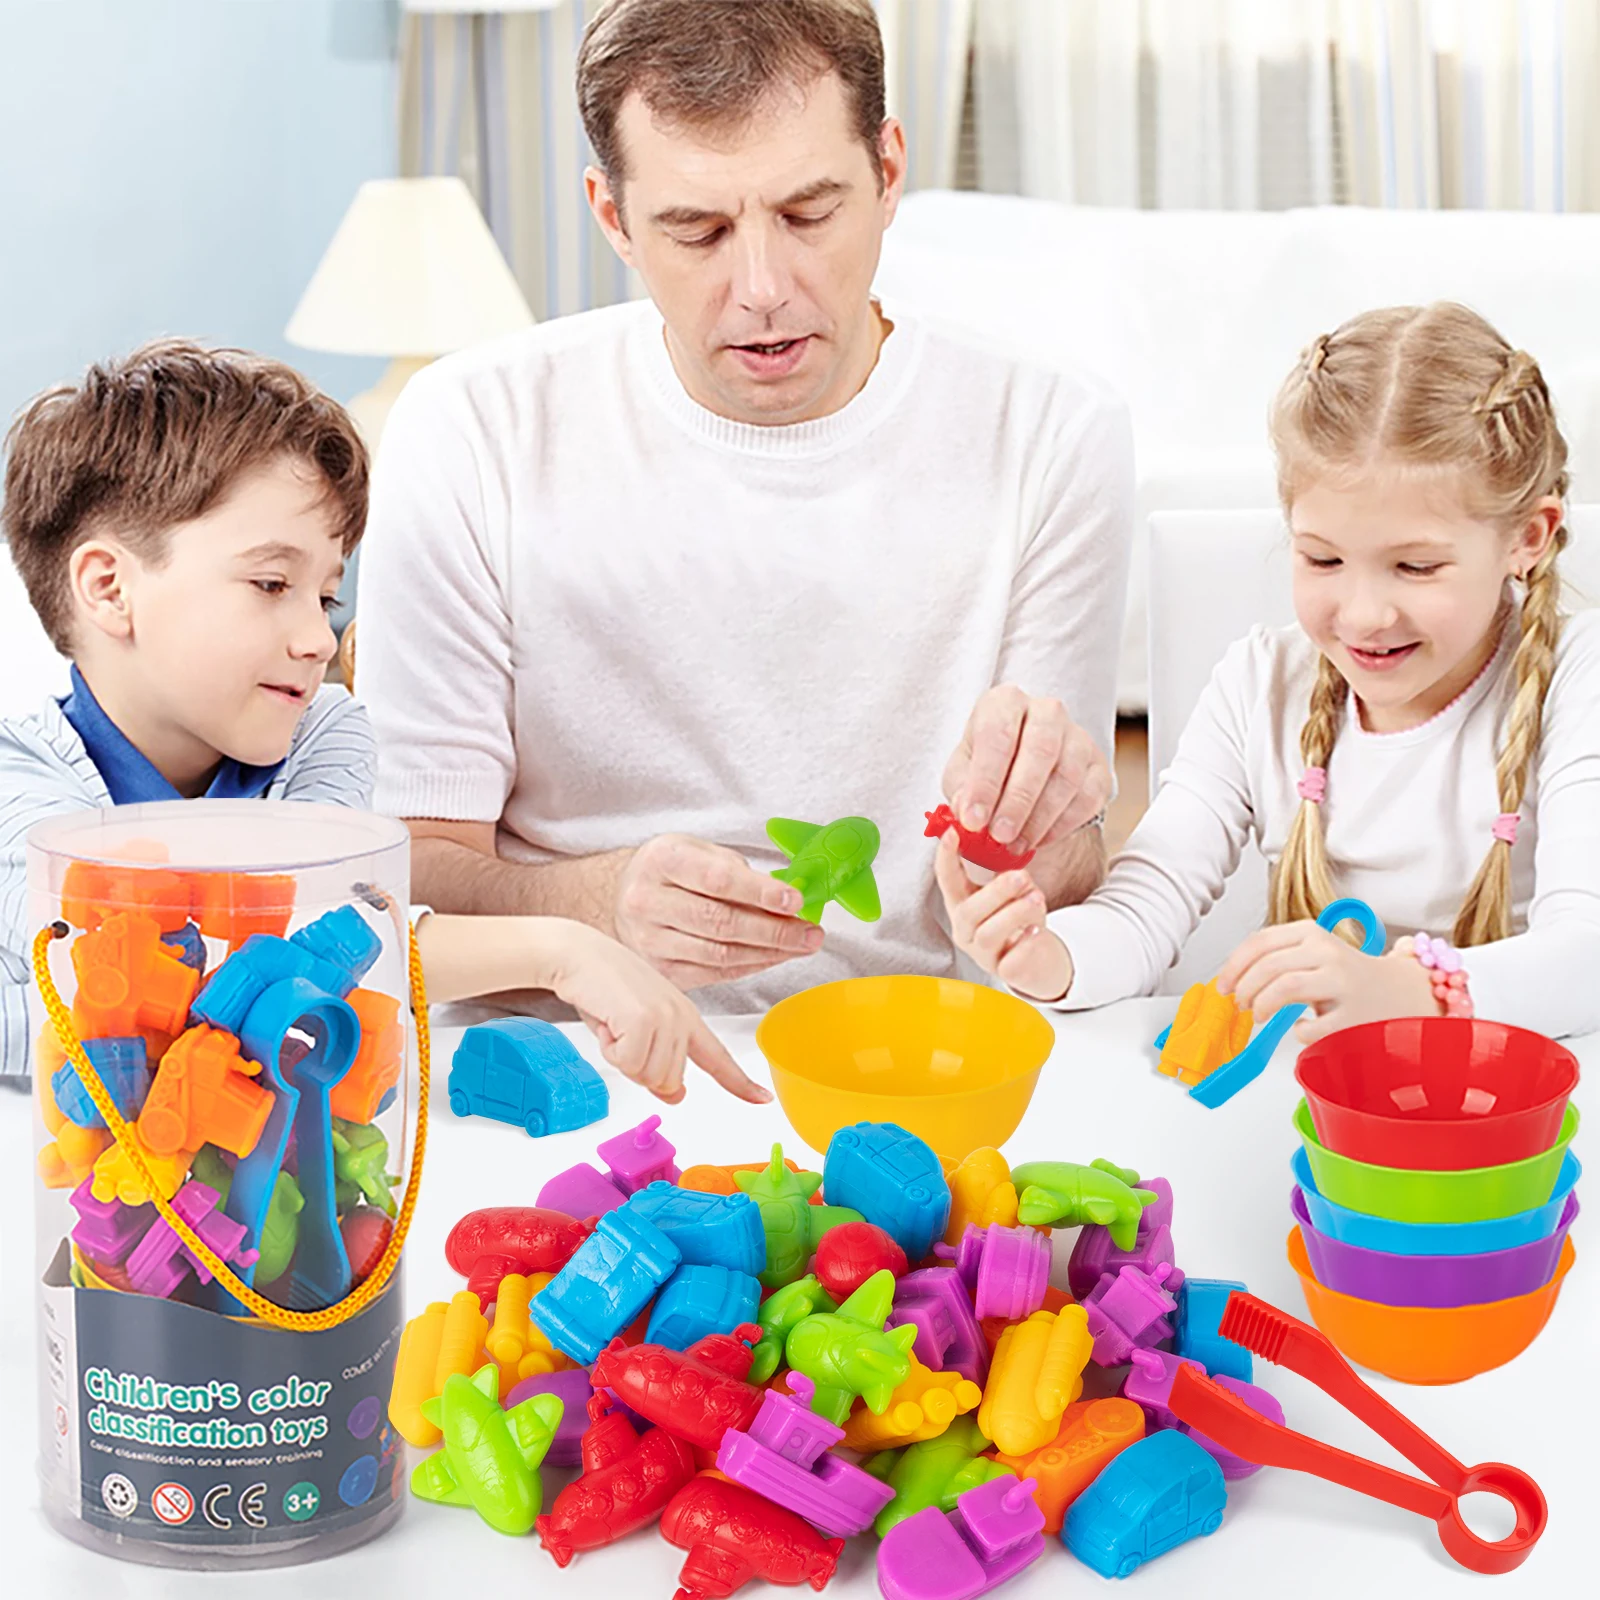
[755,976,1055,1160]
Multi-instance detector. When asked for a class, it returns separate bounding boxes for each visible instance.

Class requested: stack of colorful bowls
[1286,1016,1581,1384]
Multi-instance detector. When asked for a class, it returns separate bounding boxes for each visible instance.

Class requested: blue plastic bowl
[1290,1146,1581,1256]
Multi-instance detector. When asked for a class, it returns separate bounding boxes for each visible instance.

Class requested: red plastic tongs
[1166,1292,1547,1574]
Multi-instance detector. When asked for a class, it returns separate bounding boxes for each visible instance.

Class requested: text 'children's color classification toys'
[393,1110,1550,1592]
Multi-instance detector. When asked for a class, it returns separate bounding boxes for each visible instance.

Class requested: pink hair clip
[1411,932,1473,1018]
[1296,767,1328,804]
[1492,813,1520,846]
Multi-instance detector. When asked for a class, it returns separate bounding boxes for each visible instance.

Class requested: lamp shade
[286,177,534,357]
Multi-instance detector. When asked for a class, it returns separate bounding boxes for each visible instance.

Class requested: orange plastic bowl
[1287,1226,1575,1384]
[1296,1017,1578,1171]
[755,975,1054,1160]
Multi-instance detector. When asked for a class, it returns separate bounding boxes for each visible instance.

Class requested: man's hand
[1217,924,1438,1045]
[943,685,1111,853]
[615,833,824,990]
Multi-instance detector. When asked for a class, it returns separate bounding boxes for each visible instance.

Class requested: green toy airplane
[410,1364,564,1535]
[734,1143,864,1293]
[766,814,882,924]
[784,1268,919,1425]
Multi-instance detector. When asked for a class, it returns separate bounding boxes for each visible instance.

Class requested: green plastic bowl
[1294,1099,1580,1225]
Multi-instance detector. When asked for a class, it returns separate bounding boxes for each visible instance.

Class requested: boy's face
[72,455,346,790]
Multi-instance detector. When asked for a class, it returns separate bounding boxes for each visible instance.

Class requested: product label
[63,1270,404,1549]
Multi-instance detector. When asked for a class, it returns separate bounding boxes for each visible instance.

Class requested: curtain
[974,0,1600,212]
[399,0,976,322]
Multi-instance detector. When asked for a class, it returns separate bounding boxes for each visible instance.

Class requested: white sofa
[874,192,1600,710]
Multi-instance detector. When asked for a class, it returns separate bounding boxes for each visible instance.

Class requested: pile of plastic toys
[389,1114,1293,1594]
[37,858,404,1314]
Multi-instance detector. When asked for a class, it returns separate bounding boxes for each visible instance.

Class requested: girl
[937,303,1600,1041]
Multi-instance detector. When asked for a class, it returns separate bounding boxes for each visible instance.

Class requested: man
[357,0,1133,1014]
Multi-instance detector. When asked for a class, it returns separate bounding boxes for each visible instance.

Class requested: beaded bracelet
[1411,931,1473,1019]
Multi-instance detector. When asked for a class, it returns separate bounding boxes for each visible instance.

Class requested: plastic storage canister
[29,801,414,1569]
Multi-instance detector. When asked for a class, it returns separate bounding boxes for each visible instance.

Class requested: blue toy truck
[1062,1430,1226,1579]
[823,1122,951,1261]
[622,1182,767,1276]
[530,1207,681,1362]
[448,1018,608,1137]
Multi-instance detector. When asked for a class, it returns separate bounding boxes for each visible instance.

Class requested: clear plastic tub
[29,800,415,1567]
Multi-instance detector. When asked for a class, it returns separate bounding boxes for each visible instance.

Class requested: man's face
[588,73,905,425]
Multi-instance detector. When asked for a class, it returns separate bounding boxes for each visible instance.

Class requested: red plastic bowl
[1295,1017,1578,1171]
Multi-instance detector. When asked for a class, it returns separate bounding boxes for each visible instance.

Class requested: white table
[2,999,1591,1596]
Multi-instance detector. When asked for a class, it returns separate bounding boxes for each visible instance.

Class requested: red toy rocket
[535,1393,696,1566]
[924,804,1037,872]
[444,1205,594,1307]
[661,1473,844,1600]
[589,1325,764,1453]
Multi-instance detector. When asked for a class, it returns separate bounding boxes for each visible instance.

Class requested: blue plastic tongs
[1154,897,1385,1109]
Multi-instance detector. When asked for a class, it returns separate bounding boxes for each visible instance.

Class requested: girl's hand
[934,830,1074,1002]
[551,924,772,1105]
[1216,923,1437,1045]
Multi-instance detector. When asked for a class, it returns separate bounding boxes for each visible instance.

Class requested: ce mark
[202,1482,269,1530]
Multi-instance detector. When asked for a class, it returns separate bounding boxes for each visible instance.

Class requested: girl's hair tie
[1296,767,1327,804]
[1492,812,1520,846]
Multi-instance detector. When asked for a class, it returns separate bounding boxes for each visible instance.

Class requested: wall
[0,0,400,431]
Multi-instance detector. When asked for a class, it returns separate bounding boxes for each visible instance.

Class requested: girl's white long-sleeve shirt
[1049,610,1600,1038]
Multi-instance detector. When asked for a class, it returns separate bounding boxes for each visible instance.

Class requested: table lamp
[286,176,534,446]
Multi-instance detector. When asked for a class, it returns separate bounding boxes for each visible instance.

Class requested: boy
[0,340,767,1105]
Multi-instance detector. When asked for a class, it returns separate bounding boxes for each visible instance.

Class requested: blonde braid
[1453,528,1568,946]
[1269,654,1347,926]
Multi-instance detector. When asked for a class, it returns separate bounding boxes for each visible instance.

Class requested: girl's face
[1289,464,1559,733]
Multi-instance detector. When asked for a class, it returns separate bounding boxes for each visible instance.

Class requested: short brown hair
[2,339,367,653]
[577,0,887,196]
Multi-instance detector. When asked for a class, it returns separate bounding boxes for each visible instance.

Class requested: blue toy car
[448,1018,609,1137]
[823,1122,951,1261]
[1062,1430,1226,1579]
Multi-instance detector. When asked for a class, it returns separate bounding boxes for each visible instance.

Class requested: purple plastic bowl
[1290,1187,1579,1308]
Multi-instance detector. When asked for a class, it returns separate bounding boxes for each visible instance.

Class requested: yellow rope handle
[34,920,431,1332]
